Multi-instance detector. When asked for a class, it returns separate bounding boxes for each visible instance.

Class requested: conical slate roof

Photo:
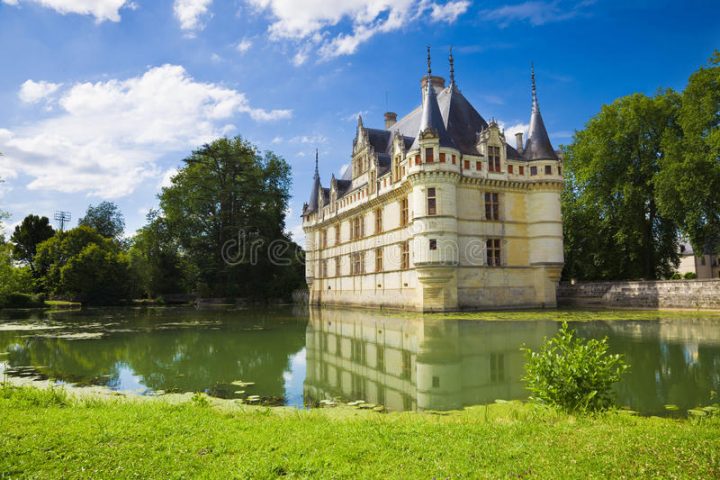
[305,150,321,213]
[523,66,558,161]
[411,48,456,151]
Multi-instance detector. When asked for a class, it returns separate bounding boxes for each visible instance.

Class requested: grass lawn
[1,385,719,479]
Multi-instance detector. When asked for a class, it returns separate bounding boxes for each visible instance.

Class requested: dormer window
[489,146,501,172]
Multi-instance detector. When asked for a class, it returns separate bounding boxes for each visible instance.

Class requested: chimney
[515,132,524,153]
[420,75,446,94]
[384,112,397,129]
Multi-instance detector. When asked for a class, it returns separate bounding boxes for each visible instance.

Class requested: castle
[302,49,564,311]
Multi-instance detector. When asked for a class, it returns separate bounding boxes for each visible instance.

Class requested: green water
[0,306,718,415]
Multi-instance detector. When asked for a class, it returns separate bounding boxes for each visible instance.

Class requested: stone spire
[412,47,455,150]
[449,46,456,89]
[523,63,558,161]
[306,149,321,213]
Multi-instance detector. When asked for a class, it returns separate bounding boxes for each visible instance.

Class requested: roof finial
[449,46,456,87]
[426,45,432,78]
[314,148,319,178]
[531,62,538,113]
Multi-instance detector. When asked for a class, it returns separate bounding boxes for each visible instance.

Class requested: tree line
[0,137,305,307]
[562,52,719,281]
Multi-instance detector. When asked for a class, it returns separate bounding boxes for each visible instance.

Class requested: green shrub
[0,292,44,308]
[522,322,629,413]
[684,272,697,280]
[670,272,682,280]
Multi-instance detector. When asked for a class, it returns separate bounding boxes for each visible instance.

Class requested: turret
[523,64,558,161]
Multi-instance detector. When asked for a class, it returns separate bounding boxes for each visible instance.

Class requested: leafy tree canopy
[10,214,55,273]
[78,201,125,239]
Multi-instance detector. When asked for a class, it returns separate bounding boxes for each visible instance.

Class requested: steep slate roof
[410,72,456,150]
[523,66,558,161]
[304,152,321,214]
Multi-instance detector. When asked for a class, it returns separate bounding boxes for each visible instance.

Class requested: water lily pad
[347,400,365,406]
[664,404,680,411]
[231,381,255,387]
[688,409,707,417]
[234,390,245,395]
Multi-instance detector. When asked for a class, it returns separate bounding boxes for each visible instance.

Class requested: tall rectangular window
[519,166,525,175]
[489,145,501,172]
[464,159,470,170]
[485,192,499,221]
[545,165,552,175]
[351,252,365,275]
[476,161,482,170]
[439,152,446,163]
[401,241,410,270]
[429,239,437,250]
[375,247,383,272]
[452,154,457,165]
[486,238,501,266]
[375,208,382,234]
[530,166,538,176]
[508,165,514,174]
[400,197,409,226]
[351,216,364,240]
[425,147,433,163]
[427,187,437,216]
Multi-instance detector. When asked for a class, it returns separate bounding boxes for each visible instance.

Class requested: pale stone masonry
[302,51,564,311]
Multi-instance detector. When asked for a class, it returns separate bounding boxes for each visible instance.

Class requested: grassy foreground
[2,385,720,479]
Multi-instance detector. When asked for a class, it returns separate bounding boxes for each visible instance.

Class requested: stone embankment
[557,279,720,310]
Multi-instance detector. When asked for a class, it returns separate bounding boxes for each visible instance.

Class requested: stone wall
[557,279,720,310]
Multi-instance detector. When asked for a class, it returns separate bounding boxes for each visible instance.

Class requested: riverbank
[2,384,719,479]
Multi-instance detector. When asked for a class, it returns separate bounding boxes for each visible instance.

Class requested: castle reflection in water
[304,308,557,411]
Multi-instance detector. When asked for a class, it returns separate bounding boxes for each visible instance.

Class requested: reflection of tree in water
[0,309,307,399]
[574,320,720,414]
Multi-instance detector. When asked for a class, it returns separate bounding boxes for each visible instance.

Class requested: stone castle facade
[302,50,564,311]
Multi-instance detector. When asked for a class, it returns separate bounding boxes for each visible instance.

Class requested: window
[394,156,401,181]
[427,187,437,216]
[519,166,525,175]
[415,155,421,166]
[487,238,501,266]
[488,145,501,172]
[351,216,364,240]
[485,192,500,221]
[400,197,409,226]
[508,165,514,174]
[351,252,365,275]
[545,165,552,175]
[476,161,482,170]
[530,166,538,176]
[425,147,433,163]
[375,247,383,272]
[375,208,383,234]
[335,224,341,245]
[558,166,562,176]
[439,152,446,163]
[452,155,457,165]
[429,239,437,250]
[464,159,470,170]
[401,241,410,270]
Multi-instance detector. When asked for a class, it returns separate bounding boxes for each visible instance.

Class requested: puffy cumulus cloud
[235,38,253,54]
[247,0,471,64]
[500,122,529,146]
[173,0,213,33]
[18,80,61,104]
[2,0,135,22]
[0,65,292,198]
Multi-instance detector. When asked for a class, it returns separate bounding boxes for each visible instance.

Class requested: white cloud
[0,65,292,198]
[235,38,253,54]
[174,0,213,33]
[271,136,283,144]
[247,0,471,64]
[480,0,595,28]
[18,80,61,104]
[3,0,134,22]
[500,122,529,147]
[158,167,179,189]
[290,135,327,144]
[429,0,469,22]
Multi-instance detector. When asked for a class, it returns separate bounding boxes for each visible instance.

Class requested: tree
[128,210,190,298]
[78,201,125,239]
[562,92,682,280]
[10,215,55,274]
[158,136,303,299]
[656,51,720,255]
[35,226,131,304]
[0,243,33,305]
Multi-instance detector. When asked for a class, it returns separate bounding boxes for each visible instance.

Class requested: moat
[1,307,718,416]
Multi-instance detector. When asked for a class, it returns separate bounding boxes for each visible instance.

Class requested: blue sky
[0,0,718,242]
